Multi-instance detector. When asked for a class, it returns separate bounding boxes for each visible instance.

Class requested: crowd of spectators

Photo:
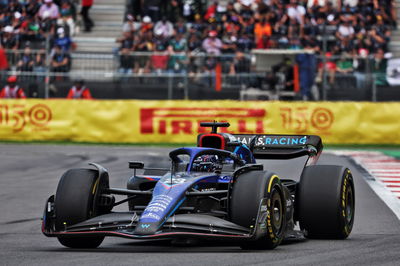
[0,0,78,77]
[121,0,396,58]
[116,0,397,91]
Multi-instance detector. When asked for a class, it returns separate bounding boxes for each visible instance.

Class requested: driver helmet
[193,155,220,172]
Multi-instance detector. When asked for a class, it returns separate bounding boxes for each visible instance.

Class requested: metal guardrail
[0,49,388,101]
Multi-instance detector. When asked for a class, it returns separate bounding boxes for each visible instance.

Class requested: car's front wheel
[54,169,106,248]
[230,171,286,250]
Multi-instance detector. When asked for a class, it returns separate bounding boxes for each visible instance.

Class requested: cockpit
[169,148,244,175]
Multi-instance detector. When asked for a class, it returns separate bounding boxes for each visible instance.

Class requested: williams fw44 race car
[42,122,355,250]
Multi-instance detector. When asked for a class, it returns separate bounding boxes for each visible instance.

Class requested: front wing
[42,195,271,241]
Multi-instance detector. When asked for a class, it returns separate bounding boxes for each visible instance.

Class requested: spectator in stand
[256,34,272,49]
[182,0,203,22]
[34,48,46,81]
[39,8,57,35]
[202,30,223,55]
[263,56,296,92]
[140,16,153,34]
[370,15,391,51]
[191,14,206,35]
[118,47,134,76]
[144,0,162,22]
[1,26,19,50]
[288,18,302,40]
[154,16,174,39]
[165,0,183,23]
[58,0,76,36]
[25,0,41,18]
[281,0,306,26]
[221,31,238,54]
[20,16,42,44]
[371,48,388,85]
[150,44,169,74]
[307,0,331,8]
[54,27,74,52]
[8,0,23,11]
[352,47,368,89]
[204,1,218,21]
[81,0,94,32]
[167,33,187,74]
[67,79,92,99]
[134,31,153,74]
[316,52,336,86]
[201,54,218,87]
[174,18,187,35]
[336,20,355,51]
[187,32,202,52]
[50,45,70,73]
[16,47,34,72]
[237,32,254,52]
[0,75,26,99]
[122,14,138,34]
[336,53,354,75]
[38,0,60,20]
[229,51,251,86]
[116,31,134,50]
[254,17,272,44]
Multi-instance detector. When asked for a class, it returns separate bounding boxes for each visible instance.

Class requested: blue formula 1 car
[42,122,355,250]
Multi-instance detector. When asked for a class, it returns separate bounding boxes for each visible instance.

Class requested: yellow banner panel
[0,100,399,144]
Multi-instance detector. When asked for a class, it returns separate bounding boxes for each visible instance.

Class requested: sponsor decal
[140,195,173,221]
[280,107,334,132]
[261,136,307,146]
[140,108,266,135]
[235,136,253,145]
[0,103,52,132]
[140,224,150,229]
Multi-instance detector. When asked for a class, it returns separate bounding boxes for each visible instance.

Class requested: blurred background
[1,0,400,101]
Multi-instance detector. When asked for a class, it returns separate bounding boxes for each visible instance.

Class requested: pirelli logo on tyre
[140,108,267,135]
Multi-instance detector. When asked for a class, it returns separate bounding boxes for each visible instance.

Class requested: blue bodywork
[134,146,251,235]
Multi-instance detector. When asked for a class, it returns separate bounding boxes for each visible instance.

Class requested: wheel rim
[271,189,283,235]
[345,185,354,224]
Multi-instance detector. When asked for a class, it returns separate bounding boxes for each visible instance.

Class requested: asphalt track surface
[0,144,399,266]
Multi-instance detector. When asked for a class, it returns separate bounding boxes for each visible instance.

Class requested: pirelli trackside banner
[0,100,399,144]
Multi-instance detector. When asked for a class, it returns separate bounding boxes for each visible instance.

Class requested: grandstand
[1,0,400,101]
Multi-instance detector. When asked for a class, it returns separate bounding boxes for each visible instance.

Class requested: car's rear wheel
[55,169,106,248]
[297,165,355,239]
[230,171,286,250]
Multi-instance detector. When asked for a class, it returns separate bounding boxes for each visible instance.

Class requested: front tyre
[230,171,286,250]
[55,169,106,248]
[298,165,355,239]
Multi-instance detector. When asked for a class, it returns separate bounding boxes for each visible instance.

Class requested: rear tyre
[297,165,355,239]
[55,169,105,248]
[230,171,286,250]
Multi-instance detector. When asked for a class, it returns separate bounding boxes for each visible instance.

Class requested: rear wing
[233,134,323,160]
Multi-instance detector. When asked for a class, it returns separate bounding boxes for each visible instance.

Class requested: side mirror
[129,161,144,169]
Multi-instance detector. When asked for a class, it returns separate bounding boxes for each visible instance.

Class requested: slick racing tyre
[55,169,106,248]
[297,165,355,239]
[230,171,286,250]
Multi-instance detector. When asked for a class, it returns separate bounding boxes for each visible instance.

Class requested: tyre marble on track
[0,144,399,266]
